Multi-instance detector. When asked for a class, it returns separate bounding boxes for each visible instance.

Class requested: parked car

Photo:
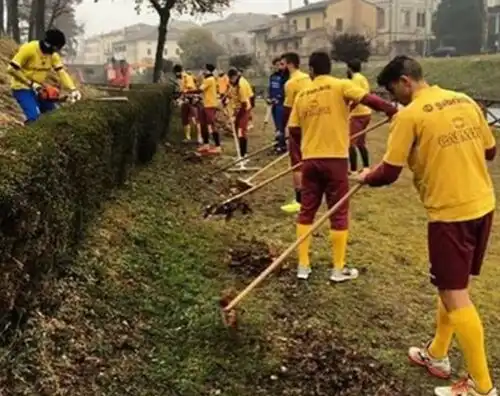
[431,47,457,57]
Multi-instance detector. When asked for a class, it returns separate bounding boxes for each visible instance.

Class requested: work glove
[70,89,82,103]
[31,81,43,92]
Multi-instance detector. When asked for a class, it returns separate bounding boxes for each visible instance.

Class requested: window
[273,43,278,52]
[176,48,181,55]
[416,11,426,28]
[305,17,311,30]
[335,18,343,32]
[292,19,297,32]
[401,9,411,27]
[294,40,299,50]
[376,8,385,29]
[147,48,152,55]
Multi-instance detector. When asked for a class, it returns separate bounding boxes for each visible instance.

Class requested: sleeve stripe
[54,66,64,71]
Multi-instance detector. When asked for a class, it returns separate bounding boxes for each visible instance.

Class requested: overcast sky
[76,0,297,37]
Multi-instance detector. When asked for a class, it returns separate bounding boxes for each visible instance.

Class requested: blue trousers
[271,104,286,149]
[12,89,56,124]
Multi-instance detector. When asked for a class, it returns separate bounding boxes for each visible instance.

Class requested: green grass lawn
[2,104,499,395]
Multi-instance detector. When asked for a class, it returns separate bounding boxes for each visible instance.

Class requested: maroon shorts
[235,108,249,138]
[298,158,349,230]
[288,133,302,168]
[181,103,192,126]
[428,211,494,290]
[349,115,371,147]
[203,107,216,126]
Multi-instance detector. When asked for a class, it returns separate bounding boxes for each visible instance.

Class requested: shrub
[0,85,173,335]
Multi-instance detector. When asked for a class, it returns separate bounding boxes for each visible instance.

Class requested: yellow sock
[449,305,493,393]
[184,126,191,140]
[296,224,312,267]
[330,229,348,270]
[428,298,454,359]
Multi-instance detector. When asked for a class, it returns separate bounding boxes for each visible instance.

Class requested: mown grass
[3,103,499,395]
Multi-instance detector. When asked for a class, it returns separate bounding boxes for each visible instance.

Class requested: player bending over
[288,51,396,282]
[7,28,81,124]
[356,55,497,396]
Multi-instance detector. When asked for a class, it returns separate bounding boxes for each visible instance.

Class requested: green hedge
[0,85,173,333]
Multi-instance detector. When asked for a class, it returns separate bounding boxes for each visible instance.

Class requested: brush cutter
[235,152,288,191]
[219,183,364,328]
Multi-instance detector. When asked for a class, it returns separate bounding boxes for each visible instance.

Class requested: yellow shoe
[281,200,301,214]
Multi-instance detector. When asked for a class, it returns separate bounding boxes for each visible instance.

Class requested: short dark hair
[346,58,361,73]
[227,67,239,78]
[173,64,183,73]
[377,55,423,89]
[308,51,331,76]
[44,28,66,48]
[281,52,300,68]
[206,64,215,72]
[272,57,280,64]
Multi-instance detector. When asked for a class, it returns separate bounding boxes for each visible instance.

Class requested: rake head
[234,177,255,192]
[219,288,238,329]
[202,200,252,220]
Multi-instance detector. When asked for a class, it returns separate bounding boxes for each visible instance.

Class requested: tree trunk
[35,0,46,39]
[7,0,21,43]
[481,0,489,52]
[28,0,36,40]
[0,0,5,35]
[153,8,170,83]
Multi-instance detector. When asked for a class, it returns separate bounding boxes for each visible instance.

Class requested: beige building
[372,0,439,55]
[250,0,378,66]
[78,23,182,65]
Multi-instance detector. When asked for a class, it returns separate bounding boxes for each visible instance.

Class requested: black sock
[359,146,370,168]
[239,137,248,157]
[202,128,210,144]
[295,189,301,203]
[212,131,220,147]
[348,146,358,172]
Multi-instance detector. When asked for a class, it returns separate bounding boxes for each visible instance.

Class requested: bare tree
[7,0,21,43]
[0,0,5,35]
[94,0,231,83]
[28,0,36,40]
[35,0,46,38]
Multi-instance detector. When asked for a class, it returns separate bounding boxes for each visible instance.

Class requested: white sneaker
[408,342,451,379]
[435,377,497,396]
[297,265,311,280]
[330,267,359,282]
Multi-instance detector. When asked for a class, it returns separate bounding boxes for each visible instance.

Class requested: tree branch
[149,0,162,13]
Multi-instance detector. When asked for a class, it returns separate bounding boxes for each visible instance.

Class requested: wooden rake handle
[350,118,389,141]
[246,152,288,183]
[223,183,363,312]
[221,163,301,206]
[207,140,280,177]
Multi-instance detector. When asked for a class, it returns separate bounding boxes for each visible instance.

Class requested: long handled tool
[204,163,301,218]
[205,118,389,218]
[219,183,364,328]
[235,152,288,191]
[206,140,281,180]
[227,111,261,173]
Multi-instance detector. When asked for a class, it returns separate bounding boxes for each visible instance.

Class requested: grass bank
[3,104,499,395]
[253,54,500,99]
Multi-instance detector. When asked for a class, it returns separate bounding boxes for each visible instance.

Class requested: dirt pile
[257,326,404,395]
[226,237,280,277]
[0,38,103,127]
